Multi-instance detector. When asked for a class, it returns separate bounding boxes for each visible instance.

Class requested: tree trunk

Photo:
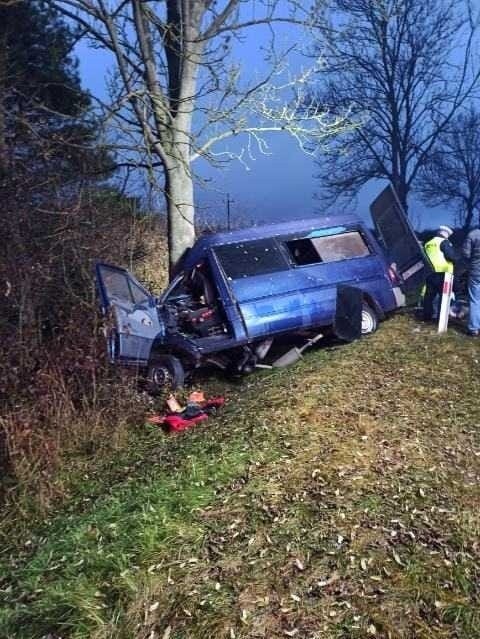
[463,202,474,231]
[165,159,196,274]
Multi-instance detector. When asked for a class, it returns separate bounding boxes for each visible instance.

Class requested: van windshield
[286,231,371,266]
[214,239,288,279]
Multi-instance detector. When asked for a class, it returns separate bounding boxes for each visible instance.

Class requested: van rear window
[286,231,370,266]
[215,239,288,279]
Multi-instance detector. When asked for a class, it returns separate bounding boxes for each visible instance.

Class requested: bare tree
[46,0,348,270]
[418,106,480,230]
[310,0,480,212]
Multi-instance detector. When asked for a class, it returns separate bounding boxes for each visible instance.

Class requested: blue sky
[75,14,452,232]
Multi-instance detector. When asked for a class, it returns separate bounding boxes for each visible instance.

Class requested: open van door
[95,263,162,365]
[370,185,431,292]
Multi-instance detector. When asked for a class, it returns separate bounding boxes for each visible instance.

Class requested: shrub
[0,188,168,504]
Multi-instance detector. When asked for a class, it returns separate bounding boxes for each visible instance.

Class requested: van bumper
[392,286,406,308]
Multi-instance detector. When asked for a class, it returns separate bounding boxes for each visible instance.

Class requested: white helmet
[438,225,453,238]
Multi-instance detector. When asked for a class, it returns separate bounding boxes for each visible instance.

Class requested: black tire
[361,302,378,335]
[146,354,185,395]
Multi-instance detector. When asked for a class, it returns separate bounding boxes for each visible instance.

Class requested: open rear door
[95,263,161,365]
[370,185,431,292]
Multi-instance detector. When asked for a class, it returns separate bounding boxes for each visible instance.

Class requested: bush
[0,188,168,504]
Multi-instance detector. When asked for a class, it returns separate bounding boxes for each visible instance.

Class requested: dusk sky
[76,15,452,233]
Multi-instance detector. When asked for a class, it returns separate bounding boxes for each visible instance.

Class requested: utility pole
[226,193,233,231]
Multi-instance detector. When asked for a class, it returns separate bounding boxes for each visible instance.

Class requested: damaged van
[96,186,429,393]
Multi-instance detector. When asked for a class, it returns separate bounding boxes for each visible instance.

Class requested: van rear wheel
[146,355,185,395]
[361,303,378,335]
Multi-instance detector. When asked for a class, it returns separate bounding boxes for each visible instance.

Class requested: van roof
[181,213,364,269]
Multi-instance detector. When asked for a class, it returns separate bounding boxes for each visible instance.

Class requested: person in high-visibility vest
[422,225,457,322]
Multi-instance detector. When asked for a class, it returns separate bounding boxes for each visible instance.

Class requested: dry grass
[0,206,169,506]
[1,315,480,639]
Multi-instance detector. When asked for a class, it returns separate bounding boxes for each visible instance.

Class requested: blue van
[96,186,428,392]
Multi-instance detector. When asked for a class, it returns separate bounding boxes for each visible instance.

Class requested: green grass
[2,315,480,638]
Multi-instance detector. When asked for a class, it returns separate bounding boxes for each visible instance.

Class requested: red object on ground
[146,395,225,432]
[147,412,209,431]
[164,413,209,431]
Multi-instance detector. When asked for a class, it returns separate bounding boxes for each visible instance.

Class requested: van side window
[286,231,371,266]
[215,239,288,279]
[285,238,321,265]
[100,268,132,301]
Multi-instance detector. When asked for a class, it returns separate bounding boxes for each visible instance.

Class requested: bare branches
[46,0,343,267]
[311,0,480,210]
[191,62,350,163]
[202,0,239,40]
[418,106,480,229]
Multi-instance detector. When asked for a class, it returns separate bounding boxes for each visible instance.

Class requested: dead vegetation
[0,195,168,502]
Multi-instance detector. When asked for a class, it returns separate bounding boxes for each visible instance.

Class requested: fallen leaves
[392,551,404,566]
[294,558,304,571]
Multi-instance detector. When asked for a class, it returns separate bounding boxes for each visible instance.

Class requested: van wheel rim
[152,366,171,386]
[361,310,374,334]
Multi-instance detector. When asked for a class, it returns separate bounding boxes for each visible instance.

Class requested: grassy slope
[1,315,480,639]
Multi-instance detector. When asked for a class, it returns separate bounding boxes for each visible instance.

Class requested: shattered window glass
[215,239,288,279]
[285,238,321,265]
[313,232,371,262]
[164,275,190,301]
[286,231,370,266]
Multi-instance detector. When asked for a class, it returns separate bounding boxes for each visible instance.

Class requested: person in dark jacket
[422,226,458,322]
[462,227,480,336]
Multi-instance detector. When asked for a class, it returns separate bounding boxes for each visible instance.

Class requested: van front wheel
[361,303,378,335]
[146,355,185,395]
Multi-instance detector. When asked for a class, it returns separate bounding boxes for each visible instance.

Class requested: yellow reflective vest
[424,236,454,274]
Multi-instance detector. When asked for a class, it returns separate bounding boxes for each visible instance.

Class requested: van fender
[149,336,201,370]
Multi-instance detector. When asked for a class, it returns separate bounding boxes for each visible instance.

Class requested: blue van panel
[178,216,399,343]
[230,254,396,339]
